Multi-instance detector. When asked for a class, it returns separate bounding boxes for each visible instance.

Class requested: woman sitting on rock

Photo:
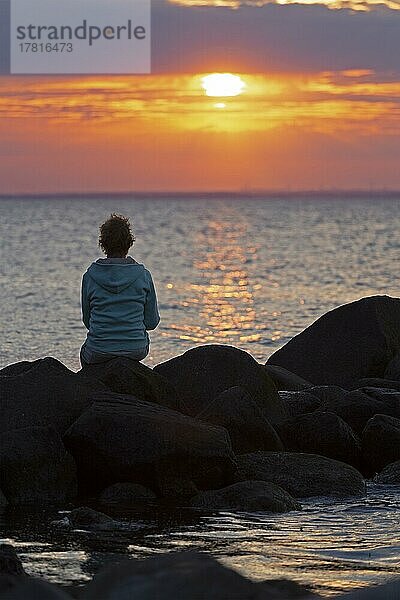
[80,213,160,366]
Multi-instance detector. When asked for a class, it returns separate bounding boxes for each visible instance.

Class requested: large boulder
[99,482,157,507]
[237,452,365,498]
[384,349,400,380]
[279,391,322,419]
[277,412,361,468]
[0,426,76,506]
[197,387,283,454]
[190,481,301,513]
[0,357,103,434]
[376,460,400,484]
[361,414,400,475]
[0,491,7,512]
[317,389,400,435]
[263,365,312,391]
[80,358,182,412]
[154,345,286,424]
[83,552,317,600]
[64,392,236,496]
[267,296,400,388]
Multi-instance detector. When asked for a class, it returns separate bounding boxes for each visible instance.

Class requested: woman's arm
[144,271,160,331]
[81,273,91,329]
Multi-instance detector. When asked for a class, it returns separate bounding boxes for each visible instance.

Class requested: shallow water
[1,484,399,596]
[1,195,400,594]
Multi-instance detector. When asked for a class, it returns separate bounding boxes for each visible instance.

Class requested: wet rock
[82,552,317,599]
[267,296,400,387]
[154,345,286,425]
[279,391,322,418]
[277,412,361,468]
[0,357,103,435]
[317,389,399,435]
[375,460,400,484]
[54,507,117,531]
[263,365,312,391]
[99,483,157,507]
[0,575,72,599]
[197,386,283,454]
[0,545,25,576]
[237,452,365,498]
[80,357,182,412]
[0,426,77,506]
[190,480,301,513]
[361,414,400,475]
[64,391,235,496]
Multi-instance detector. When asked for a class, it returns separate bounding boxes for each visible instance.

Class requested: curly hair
[99,214,135,257]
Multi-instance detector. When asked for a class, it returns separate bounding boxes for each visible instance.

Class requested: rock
[237,452,365,498]
[277,412,361,468]
[56,507,117,531]
[99,483,157,506]
[0,575,72,599]
[375,460,400,484]
[64,391,235,496]
[80,358,182,412]
[190,480,301,513]
[0,426,77,506]
[156,475,199,502]
[340,580,400,599]
[279,391,322,418]
[82,552,317,600]
[0,357,103,435]
[351,378,400,392]
[154,345,286,425]
[197,387,284,454]
[317,389,400,435]
[0,545,25,576]
[267,296,400,388]
[263,365,312,391]
[0,490,8,511]
[384,349,400,380]
[361,414,400,475]
[307,386,348,404]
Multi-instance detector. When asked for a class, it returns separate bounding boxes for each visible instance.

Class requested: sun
[201,73,246,97]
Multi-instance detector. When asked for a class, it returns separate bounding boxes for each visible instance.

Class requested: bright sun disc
[201,73,246,97]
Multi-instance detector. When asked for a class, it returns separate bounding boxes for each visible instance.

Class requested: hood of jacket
[86,257,146,294]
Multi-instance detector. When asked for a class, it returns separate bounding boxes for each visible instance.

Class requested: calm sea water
[1,195,400,595]
[1,195,400,369]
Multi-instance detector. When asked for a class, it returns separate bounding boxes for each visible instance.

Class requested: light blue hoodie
[81,257,160,353]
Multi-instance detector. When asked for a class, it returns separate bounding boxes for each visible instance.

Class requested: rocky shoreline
[1,295,400,598]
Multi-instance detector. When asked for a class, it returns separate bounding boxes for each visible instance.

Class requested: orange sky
[1,0,400,194]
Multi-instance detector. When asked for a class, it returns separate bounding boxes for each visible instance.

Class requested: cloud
[169,0,400,11]
[151,0,400,73]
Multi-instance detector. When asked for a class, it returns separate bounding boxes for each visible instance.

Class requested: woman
[80,213,160,366]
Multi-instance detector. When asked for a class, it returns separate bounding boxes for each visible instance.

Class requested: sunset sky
[1,0,400,194]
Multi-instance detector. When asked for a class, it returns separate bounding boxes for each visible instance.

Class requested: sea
[0,195,399,595]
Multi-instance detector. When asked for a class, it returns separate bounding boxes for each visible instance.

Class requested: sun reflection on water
[168,215,267,346]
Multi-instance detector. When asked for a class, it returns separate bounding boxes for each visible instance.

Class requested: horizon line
[1,189,400,200]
